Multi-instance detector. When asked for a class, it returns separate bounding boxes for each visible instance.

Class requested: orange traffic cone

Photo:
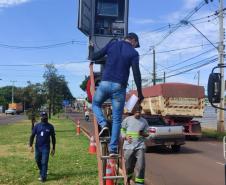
[106,160,115,185]
[88,136,96,154]
[76,120,80,135]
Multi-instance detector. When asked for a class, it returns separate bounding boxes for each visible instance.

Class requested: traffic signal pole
[217,0,225,133]
[153,48,156,85]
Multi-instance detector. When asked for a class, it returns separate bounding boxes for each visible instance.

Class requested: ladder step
[99,137,111,143]
[103,176,125,180]
[101,155,121,159]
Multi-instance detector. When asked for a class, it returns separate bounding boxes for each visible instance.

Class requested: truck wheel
[171,145,181,153]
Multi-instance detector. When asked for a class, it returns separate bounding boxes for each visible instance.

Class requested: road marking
[206,143,218,147]
[216,162,224,166]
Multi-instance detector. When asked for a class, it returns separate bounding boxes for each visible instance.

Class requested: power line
[0,40,87,50]
[181,21,218,49]
[189,10,219,22]
[157,48,216,73]
[141,10,221,36]
[140,42,219,56]
[154,0,207,47]
[0,60,90,67]
[164,57,217,78]
[162,55,217,75]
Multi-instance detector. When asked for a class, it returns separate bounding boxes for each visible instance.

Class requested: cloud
[135,5,222,89]
[183,0,202,9]
[0,0,31,8]
[130,17,155,25]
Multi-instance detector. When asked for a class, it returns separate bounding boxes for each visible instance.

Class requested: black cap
[40,111,48,118]
[127,32,140,48]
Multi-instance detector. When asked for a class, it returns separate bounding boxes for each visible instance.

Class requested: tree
[43,64,74,118]
[23,81,46,110]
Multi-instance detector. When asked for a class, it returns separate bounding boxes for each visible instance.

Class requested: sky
[0,0,225,98]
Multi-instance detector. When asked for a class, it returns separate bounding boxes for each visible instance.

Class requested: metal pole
[198,70,200,86]
[224,157,226,185]
[164,72,166,83]
[217,0,225,133]
[10,80,16,104]
[223,136,226,185]
[11,85,13,104]
[153,48,156,85]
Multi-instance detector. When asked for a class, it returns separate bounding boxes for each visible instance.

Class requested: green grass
[202,128,226,140]
[0,117,98,185]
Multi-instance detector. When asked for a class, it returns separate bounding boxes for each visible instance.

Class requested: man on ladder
[90,32,144,157]
[121,105,149,185]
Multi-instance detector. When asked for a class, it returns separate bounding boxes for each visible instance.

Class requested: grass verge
[202,128,226,140]
[0,117,98,185]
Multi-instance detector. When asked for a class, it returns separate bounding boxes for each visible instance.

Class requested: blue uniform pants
[35,146,50,180]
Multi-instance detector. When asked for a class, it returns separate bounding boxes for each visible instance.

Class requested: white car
[5,108,17,115]
[144,116,185,152]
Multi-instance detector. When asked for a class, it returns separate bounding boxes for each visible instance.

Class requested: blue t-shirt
[92,40,140,88]
[32,122,55,149]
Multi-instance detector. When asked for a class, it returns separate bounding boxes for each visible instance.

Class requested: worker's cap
[127,32,140,48]
[40,111,48,118]
[132,104,142,113]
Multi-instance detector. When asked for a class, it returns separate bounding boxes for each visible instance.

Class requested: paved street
[69,112,225,185]
[0,113,26,125]
[146,139,224,185]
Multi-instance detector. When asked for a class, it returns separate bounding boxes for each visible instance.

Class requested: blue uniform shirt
[32,122,55,149]
[91,40,142,94]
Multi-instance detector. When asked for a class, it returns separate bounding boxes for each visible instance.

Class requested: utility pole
[164,72,166,83]
[217,0,225,133]
[153,48,156,85]
[10,80,16,104]
[197,70,200,86]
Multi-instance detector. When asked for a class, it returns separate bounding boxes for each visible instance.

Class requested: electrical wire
[0,40,87,50]
[164,57,217,79]
[0,60,90,67]
[162,55,217,75]
[157,48,216,73]
[140,42,219,56]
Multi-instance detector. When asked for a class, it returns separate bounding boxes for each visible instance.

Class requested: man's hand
[89,61,94,66]
[51,149,55,157]
[29,146,34,153]
[138,94,144,104]
[126,136,133,144]
[139,130,149,137]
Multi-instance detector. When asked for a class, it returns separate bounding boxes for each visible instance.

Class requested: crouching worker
[29,111,56,182]
[121,105,149,185]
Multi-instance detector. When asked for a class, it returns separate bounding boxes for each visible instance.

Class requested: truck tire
[171,145,181,153]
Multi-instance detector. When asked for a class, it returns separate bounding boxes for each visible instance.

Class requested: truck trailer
[8,103,23,114]
[127,83,205,139]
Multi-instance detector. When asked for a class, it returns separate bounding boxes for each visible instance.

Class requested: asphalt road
[0,114,27,125]
[68,112,225,185]
[146,139,224,185]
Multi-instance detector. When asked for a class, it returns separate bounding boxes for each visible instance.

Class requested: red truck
[127,83,205,139]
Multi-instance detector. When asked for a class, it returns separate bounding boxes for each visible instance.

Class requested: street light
[10,80,16,104]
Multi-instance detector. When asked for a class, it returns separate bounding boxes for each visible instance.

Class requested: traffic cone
[106,160,115,185]
[76,120,80,135]
[88,136,96,154]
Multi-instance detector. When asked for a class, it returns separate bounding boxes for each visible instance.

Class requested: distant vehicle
[127,83,205,139]
[144,115,185,152]
[8,103,23,114]
[85,110,90,121]
[5,108,17,115]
